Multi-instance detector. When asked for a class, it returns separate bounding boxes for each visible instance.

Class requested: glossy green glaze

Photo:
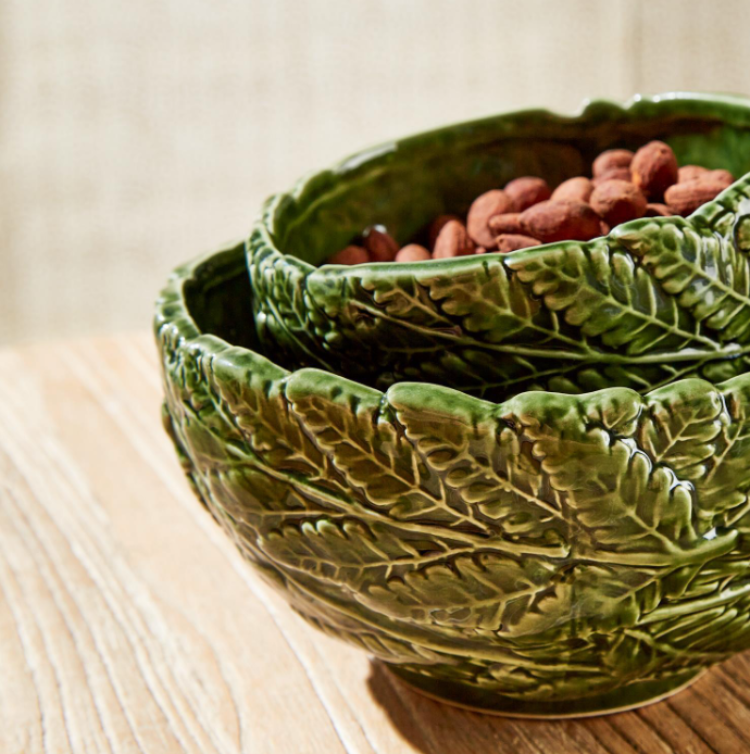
[157,240,750,718]
[248,94,750,401]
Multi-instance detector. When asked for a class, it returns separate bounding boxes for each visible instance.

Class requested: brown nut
[467,189,511,248]
[520,200,601,243]
[427,214,461,248]
[495,234,541,253]
[678,165,708,183]
[551,176,593,203]
[505,176,552,212]
[363,226,398,262]
[395,244,431,263]
[592,167,632,186]
[599,220,611,236]
[488,212,524,235]
[590,179,647,226]
[433,219,476,258]
[328,245,370,265]
[709,169,735,187]
[644,203,671,217]
[631,141,678,200]
[592,149,633,177]
[665,176,733,216]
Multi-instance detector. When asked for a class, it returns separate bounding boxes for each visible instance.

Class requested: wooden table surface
[3,333,750,754]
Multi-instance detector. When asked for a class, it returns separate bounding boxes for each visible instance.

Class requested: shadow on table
[366,660,656,754]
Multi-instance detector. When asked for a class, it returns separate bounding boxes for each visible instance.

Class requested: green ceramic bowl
[157,240,750,718]
[248,93,750,403]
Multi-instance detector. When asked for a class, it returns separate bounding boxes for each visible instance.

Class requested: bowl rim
[250,91,750,275]
[155,239,750,416]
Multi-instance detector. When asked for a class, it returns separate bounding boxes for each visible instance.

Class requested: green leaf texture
[248,175,750,403]
[158,301,750,702]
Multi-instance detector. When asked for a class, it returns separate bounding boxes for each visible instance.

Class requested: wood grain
[2,332,750,753]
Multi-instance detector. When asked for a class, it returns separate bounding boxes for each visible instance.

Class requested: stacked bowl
[156,94,750,717]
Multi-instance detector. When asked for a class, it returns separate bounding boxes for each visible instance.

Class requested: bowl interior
[183,250,259,349]
[270,95,750,264]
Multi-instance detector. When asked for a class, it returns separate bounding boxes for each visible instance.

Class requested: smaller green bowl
[248,93,750,402]
[157,240,750,718]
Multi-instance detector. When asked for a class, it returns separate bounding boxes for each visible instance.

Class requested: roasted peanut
[590,179,647,226]
[665,176,733,216]
[433,220,476,258]
[467,190,511,248]
[521,200,601,243]
[631,141,678,200]
[593,168,632,186]
[709,169,734,187]
[395,244,431,262]
[592,149,633,177]
[363,227,399,262]
[329,245,370,265]
[428,214,462,248]
[505,176,551,212]
[488,212,524,235]
[552,176,593,203]
[495,234,542,252]
[678,165,708,183]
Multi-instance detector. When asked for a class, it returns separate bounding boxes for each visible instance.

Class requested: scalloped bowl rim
[155,241,750,416]
[251,91,750,277]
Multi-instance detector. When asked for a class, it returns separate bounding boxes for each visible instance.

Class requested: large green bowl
[248,93,750,403]
[157,240,750,718]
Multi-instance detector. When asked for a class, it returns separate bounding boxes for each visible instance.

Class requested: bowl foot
[385,665,705,719]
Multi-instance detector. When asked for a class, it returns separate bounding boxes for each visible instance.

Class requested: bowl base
[385,665,705,719]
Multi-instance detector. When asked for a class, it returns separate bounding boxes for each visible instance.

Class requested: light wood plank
[0,339,352,754]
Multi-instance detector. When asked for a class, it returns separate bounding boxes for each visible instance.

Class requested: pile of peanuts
[328,141,736,264]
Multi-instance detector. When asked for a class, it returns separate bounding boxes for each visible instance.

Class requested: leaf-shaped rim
[155,240,750,414]
[249,92,750,277]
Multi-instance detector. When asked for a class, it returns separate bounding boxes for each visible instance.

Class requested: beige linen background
[2,0,749,344]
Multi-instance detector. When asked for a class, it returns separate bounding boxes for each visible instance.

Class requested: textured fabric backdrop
[2,0,749,343]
